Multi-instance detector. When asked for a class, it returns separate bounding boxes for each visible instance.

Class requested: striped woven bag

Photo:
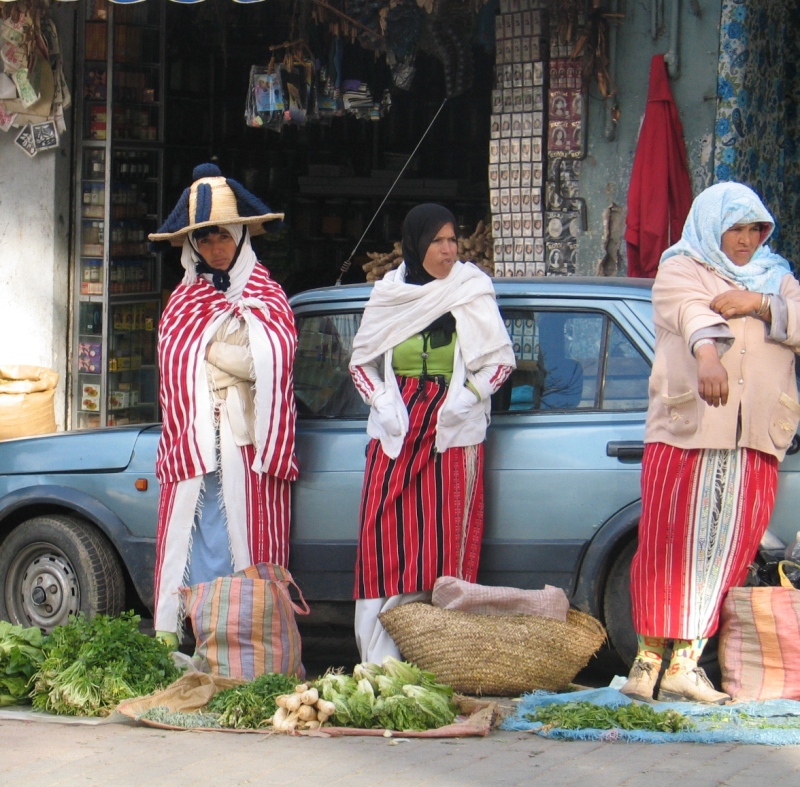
[719,567,800,701]
[181,563,310,680]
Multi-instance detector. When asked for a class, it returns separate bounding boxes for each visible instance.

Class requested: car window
[494,309,650,413]
[603,321,651,410]
[294,312,369,418]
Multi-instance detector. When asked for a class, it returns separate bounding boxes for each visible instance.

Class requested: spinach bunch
[32,611,182,717]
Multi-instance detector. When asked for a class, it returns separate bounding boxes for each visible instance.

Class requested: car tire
[603,538,638,667]
[603,536,721,682]
[0,514,125,631]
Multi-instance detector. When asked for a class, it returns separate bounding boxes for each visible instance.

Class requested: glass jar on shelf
[82,148,106,180]
[78,302,103,336]
[81,181,105,219]
[80,259,104,296]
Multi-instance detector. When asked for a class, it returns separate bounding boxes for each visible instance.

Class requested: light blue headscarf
[659,182,791,294]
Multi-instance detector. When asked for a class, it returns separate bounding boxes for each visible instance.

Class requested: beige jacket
[206,317,256,446]
[646,255,800,460]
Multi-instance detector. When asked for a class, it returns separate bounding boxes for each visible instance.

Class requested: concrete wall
[0,6,74,429]
[577,0,721,274]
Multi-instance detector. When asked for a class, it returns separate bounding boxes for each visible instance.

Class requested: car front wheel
[0,514,125,631]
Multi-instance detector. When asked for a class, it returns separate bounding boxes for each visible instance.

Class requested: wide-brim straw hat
[148,162,284,248]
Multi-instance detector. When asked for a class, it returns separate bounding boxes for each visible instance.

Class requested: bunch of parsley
[31,611,181,717]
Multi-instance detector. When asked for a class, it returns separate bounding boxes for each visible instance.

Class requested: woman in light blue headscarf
[622,182,800,705]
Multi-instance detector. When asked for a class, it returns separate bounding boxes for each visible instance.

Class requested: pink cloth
[431,576,569,621]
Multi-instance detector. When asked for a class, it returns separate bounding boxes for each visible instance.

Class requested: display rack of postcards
[489,0,549,279]
[71,0,164,429]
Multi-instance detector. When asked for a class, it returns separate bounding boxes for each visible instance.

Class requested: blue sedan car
[0,277,795,663]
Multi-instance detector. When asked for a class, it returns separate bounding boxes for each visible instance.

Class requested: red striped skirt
[630,441,778,640]
[354,375,485,600]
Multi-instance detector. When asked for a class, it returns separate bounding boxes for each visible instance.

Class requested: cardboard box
[109,391,131,410]
[81,383,101,412]
[78,341,102,374]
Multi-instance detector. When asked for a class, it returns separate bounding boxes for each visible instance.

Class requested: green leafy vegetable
[313,657,458,731]
[524,701,695,733]
[352,662,382,690]
[31,611,182,717]
[347,678,377,728]
[207,672,299,729]
[0,621,45,706]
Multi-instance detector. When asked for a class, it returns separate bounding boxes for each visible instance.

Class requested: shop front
[1,0,798,432]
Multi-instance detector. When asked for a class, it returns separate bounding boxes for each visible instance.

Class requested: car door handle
[606,441,645,460]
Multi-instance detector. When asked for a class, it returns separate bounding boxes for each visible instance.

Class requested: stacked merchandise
[543,31,586,276]
[489,0,548,278]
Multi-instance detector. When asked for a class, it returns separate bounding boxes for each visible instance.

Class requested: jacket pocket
[661,391,699,437]
[768,392,800,450]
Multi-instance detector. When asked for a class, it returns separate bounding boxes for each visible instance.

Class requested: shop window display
[72,0,163,429]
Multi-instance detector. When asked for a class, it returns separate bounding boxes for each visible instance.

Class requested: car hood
[0,425,158,474]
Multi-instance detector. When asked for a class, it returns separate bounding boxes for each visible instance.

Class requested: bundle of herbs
[524,701,695,733]
[0,621,46,706]
[207,672,299,729]
[32,611,182,717]
[314,656,458,731]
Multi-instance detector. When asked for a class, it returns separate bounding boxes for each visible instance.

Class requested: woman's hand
[372,389,403,436]
[438,385,480,427]
[695,343,728,407]
[709,290,761,320]
[451,385,480,419]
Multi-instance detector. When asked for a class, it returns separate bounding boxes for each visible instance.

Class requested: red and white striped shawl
[156,264,298,484]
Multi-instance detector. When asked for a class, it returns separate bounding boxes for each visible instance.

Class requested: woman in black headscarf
[349,203,516,663]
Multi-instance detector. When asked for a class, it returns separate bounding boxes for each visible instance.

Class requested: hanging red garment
[625,55,693,278]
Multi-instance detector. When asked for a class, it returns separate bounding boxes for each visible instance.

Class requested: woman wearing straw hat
[349,203,516,664]
[148,163,298,648]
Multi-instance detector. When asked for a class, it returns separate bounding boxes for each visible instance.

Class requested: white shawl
[351,261,514,371]
[350,261,515,457]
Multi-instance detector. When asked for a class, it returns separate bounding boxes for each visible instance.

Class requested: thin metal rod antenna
[335,97,449,285]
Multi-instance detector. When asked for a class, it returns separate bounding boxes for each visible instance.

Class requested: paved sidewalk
[2,714,799,787]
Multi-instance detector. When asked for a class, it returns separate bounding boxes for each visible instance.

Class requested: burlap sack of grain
[0,366,58,440]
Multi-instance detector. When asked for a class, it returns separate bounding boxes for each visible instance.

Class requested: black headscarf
[401,203,458,344]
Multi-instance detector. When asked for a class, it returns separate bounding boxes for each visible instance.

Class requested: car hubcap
[8,543,80,630]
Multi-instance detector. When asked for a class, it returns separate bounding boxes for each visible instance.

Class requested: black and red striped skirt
[354,375,485,599]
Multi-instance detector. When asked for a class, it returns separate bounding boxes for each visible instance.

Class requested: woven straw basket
[379,602,607,696]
